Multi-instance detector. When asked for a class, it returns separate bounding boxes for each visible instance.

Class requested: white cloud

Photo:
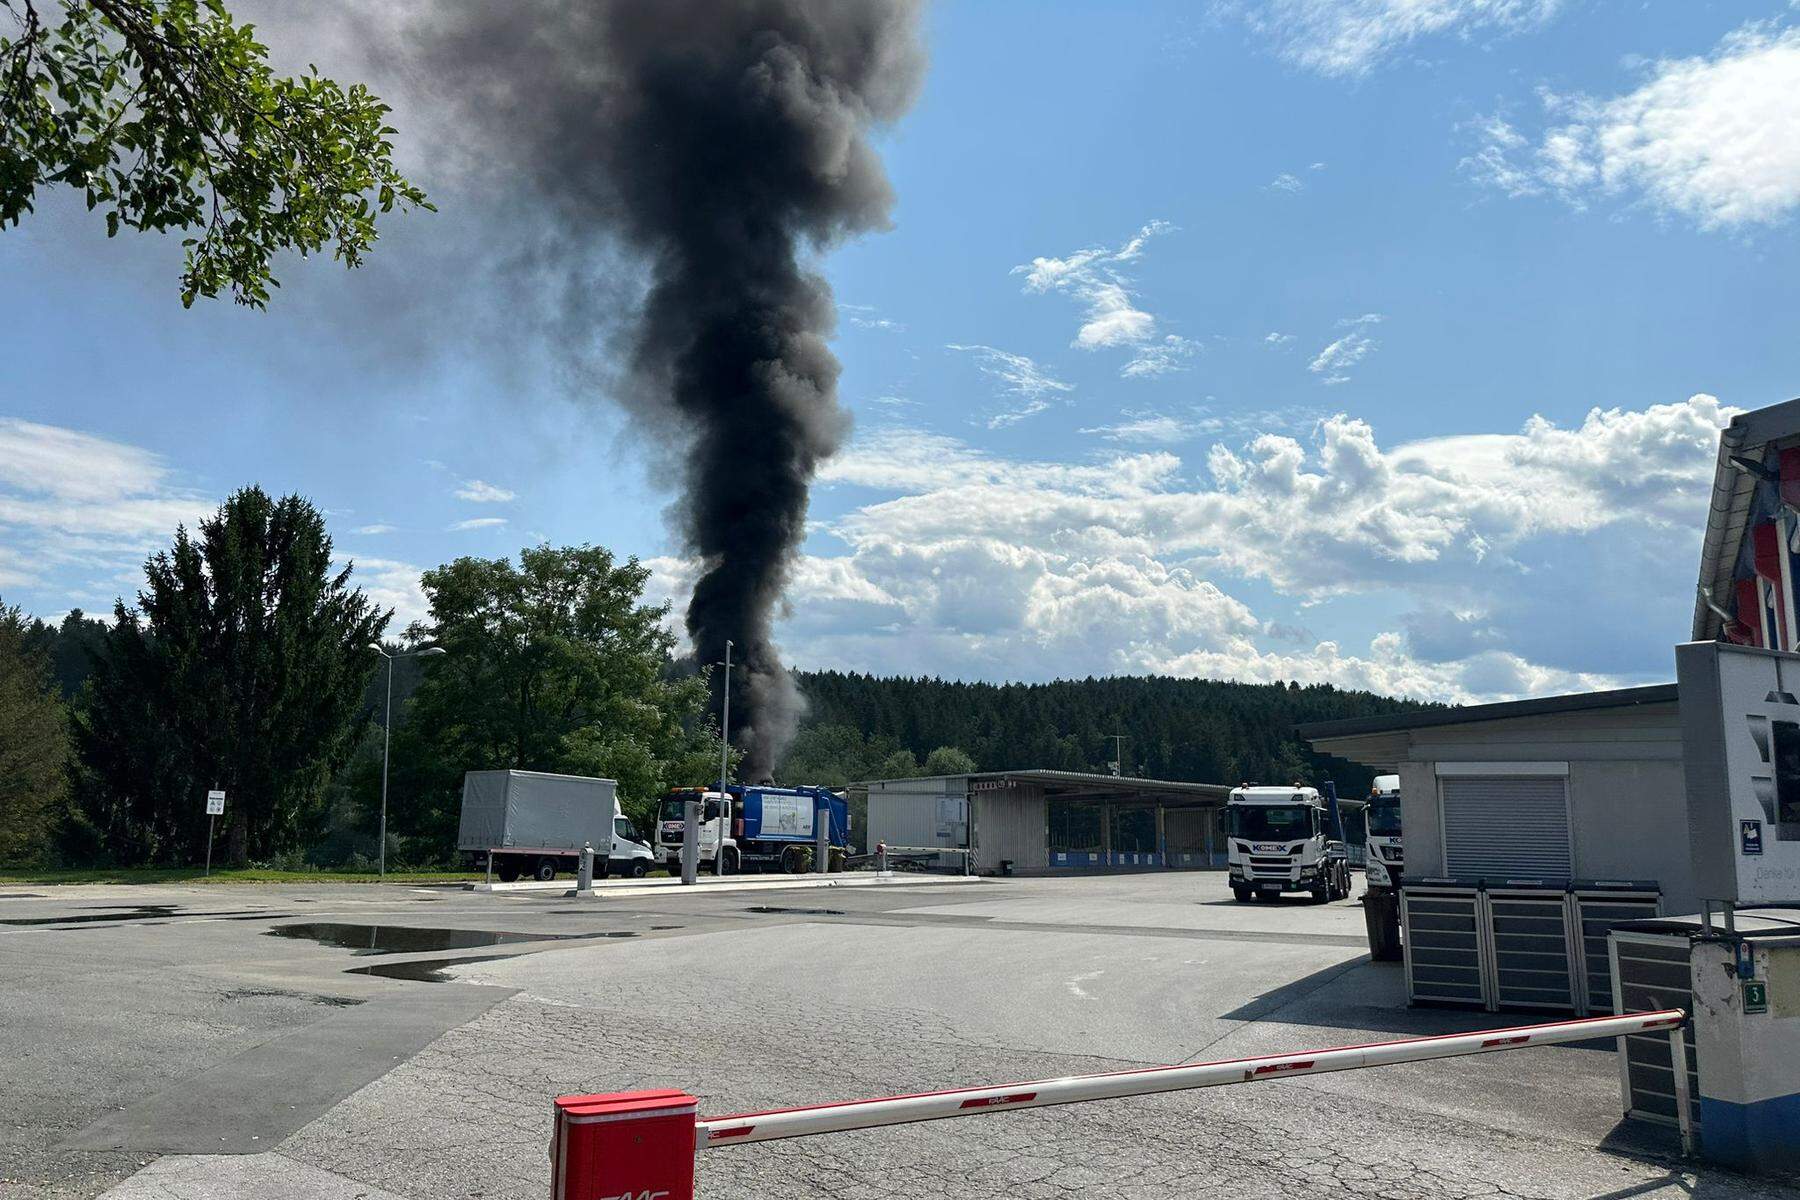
[1123,335,1200,378]
[1268,172,1305,193]
[1265,332,1296,347]
[1014,221,1195,377]
[773,395,1733,697]
[1234,0,1564,76]
[352,523,397,535]
[1467,24,1800,229]
[0,419,215,609]
[946,344,1073,428]
[339,555,431,630]
[1309,332,1376,383]
[455,478,516,503]
[448,517,508,531]
[1080,409,1222,445]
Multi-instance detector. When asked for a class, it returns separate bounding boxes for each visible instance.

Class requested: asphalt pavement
[2,872,1792,1199]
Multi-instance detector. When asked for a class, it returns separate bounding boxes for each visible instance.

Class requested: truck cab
[654,785,850,875]
[1224,784,1351,903]
[1364,774,1402,888]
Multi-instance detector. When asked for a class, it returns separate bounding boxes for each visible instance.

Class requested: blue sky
[6,0,1800,701]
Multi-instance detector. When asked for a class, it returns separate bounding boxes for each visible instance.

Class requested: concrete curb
[465,872,984,897]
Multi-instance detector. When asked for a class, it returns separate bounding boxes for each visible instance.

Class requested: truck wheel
[494,858,521,884]
[1311,883,1329,904]
[721,848,739,875]
[781,846,803,874]
[1231,886,1251,902]
[534,858,558,883]
[630,860,648,878]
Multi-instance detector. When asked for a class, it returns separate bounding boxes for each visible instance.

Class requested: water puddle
[346,953,529,981]
[745,906,846,916]
[0,905,180,926]
[267,923,638,955]
[0,893,44,900]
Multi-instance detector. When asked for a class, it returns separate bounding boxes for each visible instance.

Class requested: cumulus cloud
[702,394,1736,698]
[455,478,515,503]
[1268,172,1305,193]
[1466,24,1800,229]
[1014,221,1195,377]
[339,554,432,628]
[1231,0,1564,76]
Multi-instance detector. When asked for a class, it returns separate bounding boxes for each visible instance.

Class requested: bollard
[680,799,699,886]
[876,842,888,874]
[578,842,594,891]
[815,804,828,874]
[551,1090,697,1200]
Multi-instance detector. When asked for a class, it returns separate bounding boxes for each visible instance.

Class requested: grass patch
[0,867,482,886]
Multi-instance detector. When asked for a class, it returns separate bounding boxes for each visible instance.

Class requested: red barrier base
[552,1090,698,1200]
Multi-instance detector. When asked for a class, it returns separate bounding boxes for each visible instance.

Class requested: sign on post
[205,790,226,816]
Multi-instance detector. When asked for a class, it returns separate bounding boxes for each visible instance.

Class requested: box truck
[457,769,655,882]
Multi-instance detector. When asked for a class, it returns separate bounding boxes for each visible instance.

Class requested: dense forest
[777,671,1433,797]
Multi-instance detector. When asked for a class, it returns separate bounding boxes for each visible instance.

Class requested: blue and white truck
[654,784,850,875]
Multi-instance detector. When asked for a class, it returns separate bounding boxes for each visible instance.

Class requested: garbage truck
[654,784,850,875]
[457,769,655,883]
[1224,783,1352,903]
[1361,773,1404,960]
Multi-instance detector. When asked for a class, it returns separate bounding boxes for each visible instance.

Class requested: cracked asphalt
[3,873,1793,1200]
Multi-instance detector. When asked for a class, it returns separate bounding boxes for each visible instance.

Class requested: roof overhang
[1694,398,1800,641]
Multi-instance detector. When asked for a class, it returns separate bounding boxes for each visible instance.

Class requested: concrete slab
[96,1153,409,1200]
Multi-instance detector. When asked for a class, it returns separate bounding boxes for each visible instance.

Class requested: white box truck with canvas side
[457,769,655,883]
[1225,784,1352,903]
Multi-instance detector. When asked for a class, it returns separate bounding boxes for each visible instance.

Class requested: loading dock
[857,770,1231,874]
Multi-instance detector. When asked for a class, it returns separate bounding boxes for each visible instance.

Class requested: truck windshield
[1368,796,1402,837]
[658,797,723,823]
[1227,805,1312,840]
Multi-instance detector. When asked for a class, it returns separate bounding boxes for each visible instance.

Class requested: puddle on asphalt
[745,906,846,916]
[267,923,640,955]
[0,893,44,900]
[346,953,528,981]
[0,905,180,926]
[221,986,362,1007]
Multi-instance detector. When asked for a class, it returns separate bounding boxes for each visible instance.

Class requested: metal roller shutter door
[1441,777,1572,880]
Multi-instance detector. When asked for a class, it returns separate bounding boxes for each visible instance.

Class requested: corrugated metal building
[1298,684,1698,910]
[857,770,1231,874]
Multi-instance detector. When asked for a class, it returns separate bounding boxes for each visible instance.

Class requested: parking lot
[4,872,1794,1200]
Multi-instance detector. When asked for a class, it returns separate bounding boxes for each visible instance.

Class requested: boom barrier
[550,1008,1689,1199]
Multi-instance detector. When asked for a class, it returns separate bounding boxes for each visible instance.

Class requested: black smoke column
[418,1,925,776]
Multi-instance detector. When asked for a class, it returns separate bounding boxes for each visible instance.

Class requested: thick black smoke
[414,1,925,775]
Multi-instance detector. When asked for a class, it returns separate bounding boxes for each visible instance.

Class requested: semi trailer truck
[1225,783,1353,903]
[456,769,655,883]
[654,784,850,874]
[1362,773,1404,960]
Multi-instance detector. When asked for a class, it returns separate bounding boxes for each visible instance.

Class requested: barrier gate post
[551,1090,697,1200]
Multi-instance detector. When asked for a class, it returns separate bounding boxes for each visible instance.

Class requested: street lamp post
[369,643,447,880]
[718,639,733,796]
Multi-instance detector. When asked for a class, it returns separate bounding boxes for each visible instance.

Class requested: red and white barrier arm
[695,1009,1686,1148]
[549,1009,1686,1199]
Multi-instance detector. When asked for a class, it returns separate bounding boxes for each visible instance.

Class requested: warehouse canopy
[855,769,1232,807]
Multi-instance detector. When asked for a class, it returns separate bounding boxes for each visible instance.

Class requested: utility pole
[719,639,733,797]
[1109,733,1126,777]
[367,643,447,880]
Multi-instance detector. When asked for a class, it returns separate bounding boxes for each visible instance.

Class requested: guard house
[858,770,1231,874]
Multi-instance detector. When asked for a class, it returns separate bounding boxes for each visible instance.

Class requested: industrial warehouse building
[856,770,1231,874]
[1298,684,1698,911]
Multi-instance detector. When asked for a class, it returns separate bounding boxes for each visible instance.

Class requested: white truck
[1224,784,1352,903]
[456,769,656,883]
[1361,773,1404,960]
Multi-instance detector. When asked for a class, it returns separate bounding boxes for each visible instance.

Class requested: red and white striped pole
[551,1009,1685,1198]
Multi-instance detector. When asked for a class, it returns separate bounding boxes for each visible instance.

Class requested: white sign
[758,793,813,838]
[1679,641,1800,904]
[205,790,226,816]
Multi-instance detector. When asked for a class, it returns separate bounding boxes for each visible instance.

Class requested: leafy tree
[388,545,720,846]
[74,487,387,864]
[0,601,69,863]
[923,745,978,776]
[0,0,430,306]
[873,748,918,779]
